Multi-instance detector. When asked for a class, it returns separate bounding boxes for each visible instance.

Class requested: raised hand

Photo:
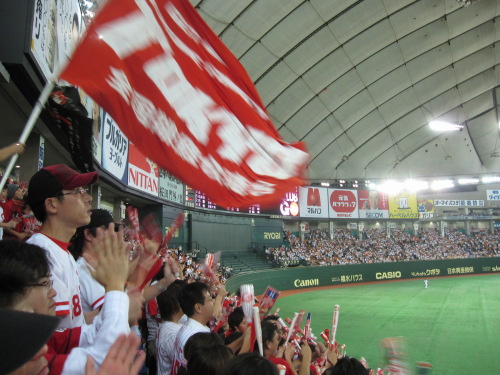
[84,223,130,292]
[85,334,145,375]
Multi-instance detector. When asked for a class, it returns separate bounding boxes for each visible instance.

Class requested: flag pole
[0,79,55,192]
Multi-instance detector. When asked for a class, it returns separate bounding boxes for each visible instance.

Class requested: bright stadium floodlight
[404,179,429,192]
[377,180,403,195]
[458,178,479,185]
[320,182,330,187]
[482,176,500,183]
[368,182,377,190]
[429,121,463,131]
[431,179,454,190]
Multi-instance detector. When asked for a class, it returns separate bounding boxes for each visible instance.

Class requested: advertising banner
[388,193,418,219]
[358,190,389,219]
[159,169,184,204]
[328,189,359,219]
[434,199,484,207]
[486,190,500,201]
[298,187,329,218]
[31,0,82,81]
[261,187,300,217]
[418,199,435,219]
[128,142,159,196]
[102,112,128,183]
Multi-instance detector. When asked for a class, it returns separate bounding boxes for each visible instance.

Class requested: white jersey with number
[170,318,210,375]
[157,321,182,375]
[28,233,85,328]
[77,257,105,313]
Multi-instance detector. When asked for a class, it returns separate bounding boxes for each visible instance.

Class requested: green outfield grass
[273,275,500,374]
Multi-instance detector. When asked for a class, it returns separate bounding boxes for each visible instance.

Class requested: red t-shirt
[267,357,294,375]
[45,327,82,374]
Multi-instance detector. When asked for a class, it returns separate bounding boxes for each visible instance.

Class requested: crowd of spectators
[268,228,500,267]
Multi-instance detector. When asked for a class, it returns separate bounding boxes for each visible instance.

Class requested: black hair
[261,321,280,352]
[30,195,64,223]
[187,343,233,375]
[228,307,245,331]
[179,281,209,317]
[184,332,224,363]
[323,357,369,375]
[222,353,278,375]
[69,227,97,260]
[157,279,186,321]
[0,240,51,308]
[262,315,280,323]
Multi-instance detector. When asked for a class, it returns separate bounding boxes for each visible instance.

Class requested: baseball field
[273,274,500,374]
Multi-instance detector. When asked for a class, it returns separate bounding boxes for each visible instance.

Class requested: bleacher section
[221,251,274,275]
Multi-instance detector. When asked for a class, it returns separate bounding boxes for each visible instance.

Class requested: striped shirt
[170,318,210,375]
[157,321,182,375]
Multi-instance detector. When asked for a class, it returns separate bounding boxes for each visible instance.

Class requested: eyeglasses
[29,278,53,291]
[58,187,90,197]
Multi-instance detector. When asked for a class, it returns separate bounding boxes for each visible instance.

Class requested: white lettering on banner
[129,165,158,193]
[106,68,275,197]
[99,0,268,121]
[161,2,269,120]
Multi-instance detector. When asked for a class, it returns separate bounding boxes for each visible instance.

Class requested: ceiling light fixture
[431,180,454,190]
[429,121,463,131]
[482,176,500,183]
[458,178,479,185]
[455,0,481,6]
[405,180,428,192]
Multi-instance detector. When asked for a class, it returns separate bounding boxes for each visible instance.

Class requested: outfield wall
[226,257,500,294]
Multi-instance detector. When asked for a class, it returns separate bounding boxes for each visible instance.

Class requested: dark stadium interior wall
[191,212,252,252]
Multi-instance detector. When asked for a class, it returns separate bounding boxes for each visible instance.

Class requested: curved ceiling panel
[191,0,500,182]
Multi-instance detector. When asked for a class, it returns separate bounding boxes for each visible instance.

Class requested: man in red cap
[26,164,98,329]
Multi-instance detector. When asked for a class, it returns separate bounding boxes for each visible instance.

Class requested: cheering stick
[295,310,305,331]
[137,213,185,291]
[159,213,185,255]
[200,251,221,285]
[303,312,312,341]
[141,213,162,244]
[253,306,263,356]
[331,305,340,346]
[284,312,299,347]
[321,329,330,344]
[240,284,256,351]
[126,206,141,241]
[277,317,290,333]
[276,364,286,375]
[273,307,280,315]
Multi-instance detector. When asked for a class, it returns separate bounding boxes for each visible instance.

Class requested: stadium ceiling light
[429,121,463,131]
[404,180,428,192]
[482,176,500,183]
[320,182,330,187]
[458,178,479,185]
[368,182,377,190]
[431,179,454,190]
[377,180,403,194]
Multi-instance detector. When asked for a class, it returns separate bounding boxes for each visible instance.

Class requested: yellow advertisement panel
[388,193,418,219]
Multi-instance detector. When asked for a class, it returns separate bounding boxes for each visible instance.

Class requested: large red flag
[60,0,309,207]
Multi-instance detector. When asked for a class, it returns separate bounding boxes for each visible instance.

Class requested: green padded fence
[226,257,500,294]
